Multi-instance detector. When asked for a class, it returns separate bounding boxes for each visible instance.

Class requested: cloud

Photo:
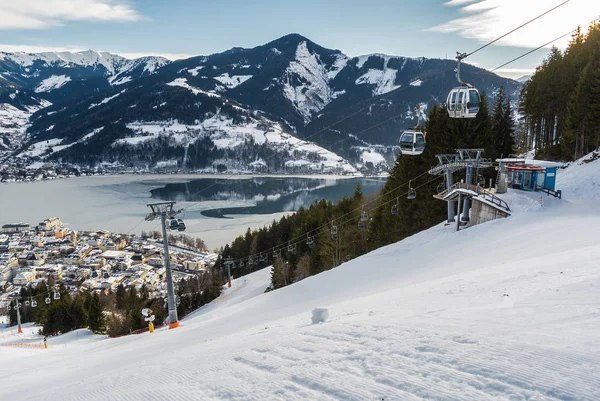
[0,43,192,61]
[429,0,598,49]
[443,0,478,5]
[492,68,535,79]
[0,44,84,53]
[0,0,142,30]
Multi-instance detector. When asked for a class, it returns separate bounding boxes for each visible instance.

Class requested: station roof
[506,165,545,171]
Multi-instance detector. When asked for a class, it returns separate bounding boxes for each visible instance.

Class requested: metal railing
[440,182,511,212]
[536,185,562,199]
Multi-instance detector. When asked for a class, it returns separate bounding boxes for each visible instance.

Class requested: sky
[0,0,597,79]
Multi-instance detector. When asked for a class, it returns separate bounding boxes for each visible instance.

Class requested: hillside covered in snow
[1,153,598,400]
[0,34,519,172]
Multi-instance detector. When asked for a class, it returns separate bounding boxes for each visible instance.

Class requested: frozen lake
[0,175,386,249]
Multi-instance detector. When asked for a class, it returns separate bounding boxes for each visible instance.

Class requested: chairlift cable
[241,174,442,261]
[491,28,578,72]
[251,167,433,254]
[465,0,571,58]
[124,10,572,238]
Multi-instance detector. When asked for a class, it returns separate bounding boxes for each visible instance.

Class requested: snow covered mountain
[16,79,357,174]
[0,95,50,155]
[0,50,169,104]
[2,154,599,400]
[1,34,520,171]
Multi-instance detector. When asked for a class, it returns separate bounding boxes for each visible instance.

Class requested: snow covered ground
[117,111,357,173]
[0,100,51,156]
[555,150,600,201]
[1,157,599,400]
[34,75,71,93]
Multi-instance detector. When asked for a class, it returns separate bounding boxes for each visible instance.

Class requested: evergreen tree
[88,293,106,334]
[489,86,516,160]
[521,21,600,160]
[115,284,126,310]
[128,286,138,311]
[129,308,145,331]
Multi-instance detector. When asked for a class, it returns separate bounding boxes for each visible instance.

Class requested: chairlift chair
[407,180,417,200]
[169,219,179,231]
[331,225,338,240]
[25,300,30,306]
[31,300,37,308]
[177,218,186,232]
[358,208,368,230]
[391,198,399,215]
[360,209,368,222]
[288,242,296,255]
[259,254,265,263]
[399,131,426,156]
[53,292,60,300]
[446,52,481,119]
[45,297,51,305]
[306,234,315,249]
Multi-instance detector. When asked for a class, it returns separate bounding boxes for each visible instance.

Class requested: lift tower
[146,202,182,329]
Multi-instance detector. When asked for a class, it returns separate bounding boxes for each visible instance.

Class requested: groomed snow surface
[1,156,599,400]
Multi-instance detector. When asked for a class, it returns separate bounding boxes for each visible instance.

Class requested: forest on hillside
[218,85,516,290]
[519,21,600,160]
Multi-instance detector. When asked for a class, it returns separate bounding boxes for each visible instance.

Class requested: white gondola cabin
[399,130,426,156]
[446,86,481,119]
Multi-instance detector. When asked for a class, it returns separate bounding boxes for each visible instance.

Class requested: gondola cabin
[447,86,480,119]
[399,130,426,156]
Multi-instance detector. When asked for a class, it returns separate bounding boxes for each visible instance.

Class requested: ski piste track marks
[6,310,598,401]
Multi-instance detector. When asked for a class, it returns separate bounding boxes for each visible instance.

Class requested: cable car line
[123,5,578,238]
[238,174,441,263]
[129,55,488,236]
[246,174,442,263]
[491,28,578,72]
[245,167,433,254]
[464,0,571,58]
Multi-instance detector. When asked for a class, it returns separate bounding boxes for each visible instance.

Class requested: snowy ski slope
[1,155,599,400]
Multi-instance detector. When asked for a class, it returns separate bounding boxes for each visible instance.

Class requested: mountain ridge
[0,34,521,174]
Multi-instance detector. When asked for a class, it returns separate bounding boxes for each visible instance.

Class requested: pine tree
[115,284,126,310]
[128,286,138,311]
[489,86,515,161]
[88,293,106,334]
[129,308,145,331]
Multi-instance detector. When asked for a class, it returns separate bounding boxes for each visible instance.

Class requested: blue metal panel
[544,167,557,191]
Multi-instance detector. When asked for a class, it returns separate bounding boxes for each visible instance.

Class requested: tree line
[8,270,224,338]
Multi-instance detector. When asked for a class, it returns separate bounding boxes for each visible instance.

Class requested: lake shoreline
[0,175,387,249]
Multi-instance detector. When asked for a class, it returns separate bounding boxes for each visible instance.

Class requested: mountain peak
[267,33,312,49]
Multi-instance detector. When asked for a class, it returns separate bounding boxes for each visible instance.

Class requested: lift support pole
[146,202,182,329]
